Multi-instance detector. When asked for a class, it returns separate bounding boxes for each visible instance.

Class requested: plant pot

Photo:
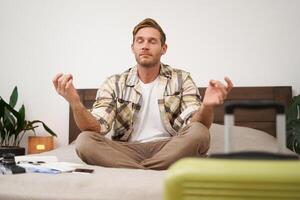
[0,146,25,157]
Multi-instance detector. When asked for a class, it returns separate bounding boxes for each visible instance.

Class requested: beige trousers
[75,122,210,170]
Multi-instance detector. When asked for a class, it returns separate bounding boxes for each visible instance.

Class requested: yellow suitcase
[165,101,300,200]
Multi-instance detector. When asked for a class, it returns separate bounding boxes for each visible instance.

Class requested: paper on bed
[42,162,83,171]
[17,161,84,173]
[16,155,84,173]
[15,155,58,163]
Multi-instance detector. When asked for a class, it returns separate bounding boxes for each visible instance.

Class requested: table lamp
[28,136,54,154]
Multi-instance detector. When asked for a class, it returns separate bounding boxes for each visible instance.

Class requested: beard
[135,54,160,68]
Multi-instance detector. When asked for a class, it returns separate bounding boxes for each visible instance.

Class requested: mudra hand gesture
[203,77,233,107]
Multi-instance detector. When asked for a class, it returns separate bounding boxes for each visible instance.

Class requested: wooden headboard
[69,86,292,144]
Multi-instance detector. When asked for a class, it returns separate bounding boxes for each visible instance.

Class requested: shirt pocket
[116,98,133,123]
[163,91,182,118]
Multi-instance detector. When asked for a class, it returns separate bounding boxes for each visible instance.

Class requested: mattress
[0,124,290,200]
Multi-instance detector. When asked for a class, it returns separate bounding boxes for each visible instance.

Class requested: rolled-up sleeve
[91,76,116,135]
[176,74,201,129]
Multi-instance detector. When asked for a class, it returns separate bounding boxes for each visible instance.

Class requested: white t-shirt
[129,78,170,142]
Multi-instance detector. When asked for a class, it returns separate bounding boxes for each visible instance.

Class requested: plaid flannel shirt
[91,63,201,141]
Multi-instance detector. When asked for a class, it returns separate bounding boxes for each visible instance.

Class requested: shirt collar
[126,63,172,87]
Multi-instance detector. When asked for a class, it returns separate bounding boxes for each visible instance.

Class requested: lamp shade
[28,136,54,154]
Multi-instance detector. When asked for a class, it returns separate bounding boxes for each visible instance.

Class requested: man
[53,18,233,170]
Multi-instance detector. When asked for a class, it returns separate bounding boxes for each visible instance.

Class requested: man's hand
[52,73,80,105]
[53,73,100,132]
[191,77,233,128]
[203,77,233,107]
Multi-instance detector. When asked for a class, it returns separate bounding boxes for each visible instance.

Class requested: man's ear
[131,44,134,53]
[161,44,168,55]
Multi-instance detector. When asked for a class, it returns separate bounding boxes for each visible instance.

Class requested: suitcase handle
[224,101,286,154]
[225,101,285,114]
[210,151,298,160]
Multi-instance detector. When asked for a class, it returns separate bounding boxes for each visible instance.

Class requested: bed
[0,86,293,200]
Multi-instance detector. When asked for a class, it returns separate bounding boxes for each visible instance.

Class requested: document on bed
[15,155,58,163]
[15,155,84,174]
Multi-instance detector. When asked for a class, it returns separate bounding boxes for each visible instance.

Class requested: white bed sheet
[0,124,290,200]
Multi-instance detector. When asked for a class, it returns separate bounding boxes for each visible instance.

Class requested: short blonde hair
[132,18,166,45]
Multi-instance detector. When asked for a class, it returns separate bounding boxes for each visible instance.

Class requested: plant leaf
[24,121,38,133]
[18,105,26,130]
[9,86,18,108]
[0,118,3,131]
[4,108,16,126]
[27,120,57,137]
[1,97,23,141]
[0,98,4,117]
[294,132,300,154]
[24,121,36,134]
[3,111,15,141]
[0,98,5,142]
[41,122,57,137]
[19,105,25,120]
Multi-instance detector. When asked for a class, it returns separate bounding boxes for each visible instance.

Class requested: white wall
[1,0,299,148]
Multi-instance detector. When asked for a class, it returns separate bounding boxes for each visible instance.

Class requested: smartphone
[74,168,94,173]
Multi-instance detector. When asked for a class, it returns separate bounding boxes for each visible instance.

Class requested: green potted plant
[0,86,57,156]
[286,94,300,154]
